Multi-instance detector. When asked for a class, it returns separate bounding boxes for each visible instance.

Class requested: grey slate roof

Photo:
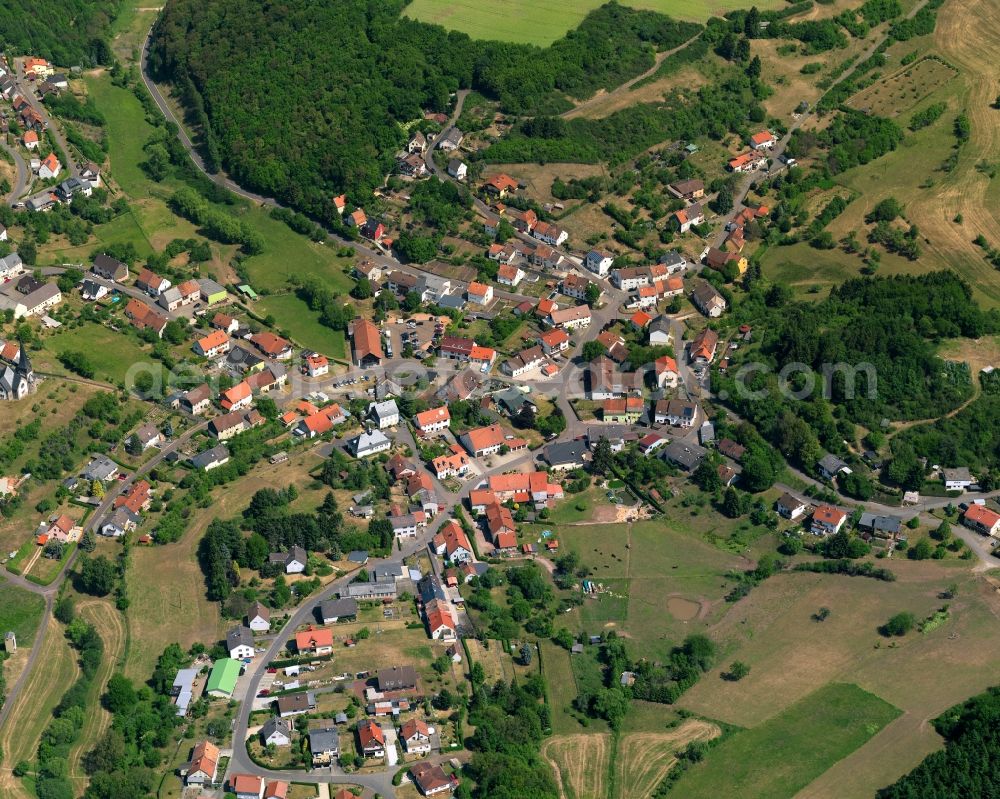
[309,727,340,755]
[544,439,589,466]
[318,597,358,621]
[226,625,254,652]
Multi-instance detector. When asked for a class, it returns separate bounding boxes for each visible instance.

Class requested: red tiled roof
[415,406,450,429]
[358,719,385,748]
[813,505,847,525]
[352,318,384,361]
[251,331,291,356]
[295,627,334,651]
[965,505,1000,528]
[196,330,230,353]
[220,381,251,409]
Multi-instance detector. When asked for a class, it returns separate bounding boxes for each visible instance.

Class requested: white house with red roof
[466,281,493,305]
[654,355,679,389]
[433,520,474,563]
[38,153,61,179]
[963,504,1000,537]
[673,202,704,233]
[810,505,848,536]
[538,328,570,354]
[304,353,329,377]
[497,263,524,287]
[750,130,777,150]
[414,405,451,435]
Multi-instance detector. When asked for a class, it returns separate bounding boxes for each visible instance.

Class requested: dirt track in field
[68,600,128,782]
[543,733,612,799]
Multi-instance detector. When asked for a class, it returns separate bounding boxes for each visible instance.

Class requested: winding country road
[0,138,29,205]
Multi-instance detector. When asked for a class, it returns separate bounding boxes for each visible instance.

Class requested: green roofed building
[206,658,241,697]
[238,284,259,300]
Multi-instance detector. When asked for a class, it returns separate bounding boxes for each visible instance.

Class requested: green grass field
[671,683,900,799]
[85,75,160,200]
[557,519,744,660]
[239,209,355,293]
[37,323,152,385]
[402,0,781,45]
[258,293,347,359]
[540,639,604,735]
[0,584,46,647]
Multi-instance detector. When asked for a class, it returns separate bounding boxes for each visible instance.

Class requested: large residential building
[351,318,384,367]
[460,424,527,458]
[963,504,1000,537]
[548,305,591,331]
[414,405,451,435]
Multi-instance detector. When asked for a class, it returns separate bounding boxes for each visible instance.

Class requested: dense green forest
[877,687,1000,798]
[147,0,699,211]
[715,272,999,484]
[896,394,1000,473]
[479,70,766,166]
[0,0,118,65]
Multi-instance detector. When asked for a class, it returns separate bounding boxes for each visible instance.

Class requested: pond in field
[666,597,701,621]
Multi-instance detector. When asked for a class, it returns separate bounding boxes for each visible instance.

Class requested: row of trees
[31,601,105,799]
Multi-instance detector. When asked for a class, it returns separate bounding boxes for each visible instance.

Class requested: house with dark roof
[91,253,128,282]
[226,626,255,660]
[543,439,589,471]
[662,441,707,472]
[318,598,358,624]
[377,665,418,692]
[260,717,292,747]
[309,727,340,765]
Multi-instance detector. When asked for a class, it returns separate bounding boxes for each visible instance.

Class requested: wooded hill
[877,687,1000,798]
[0,0,118,65]
[147,0,699,212]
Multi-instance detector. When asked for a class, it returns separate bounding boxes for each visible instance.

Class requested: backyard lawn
[0,584,46,647]
[37,323,153,386]
[258,293,348,360]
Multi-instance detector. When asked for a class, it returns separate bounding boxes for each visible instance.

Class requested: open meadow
[35,323,153,386]
[675,560,1000,796]
[0,584,46,647]
[556,517,747,660]
[671,683,900,799]
[402,0,783,45]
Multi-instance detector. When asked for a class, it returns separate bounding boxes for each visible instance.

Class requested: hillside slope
[0,0,118,65]
[147,0,699,213]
